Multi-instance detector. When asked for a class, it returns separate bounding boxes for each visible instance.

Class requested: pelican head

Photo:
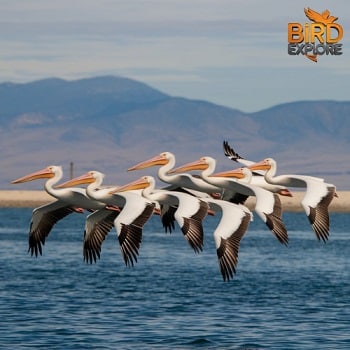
[11,165,62,184]
[128,152,174,171]
[248,158,273,172]
[248,159,292,197]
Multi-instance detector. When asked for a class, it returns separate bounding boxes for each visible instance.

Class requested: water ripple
[0,211,349,349]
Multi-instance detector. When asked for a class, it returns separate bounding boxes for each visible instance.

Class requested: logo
[288,8,343,62]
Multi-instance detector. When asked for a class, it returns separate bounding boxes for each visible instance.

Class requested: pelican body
[111,175,209,254]
[249,158,336,242]
[171,157,289,246]
[56,171,155,266]
[223,141,292,196]
[11,165,105,256]
[128,151,223,198]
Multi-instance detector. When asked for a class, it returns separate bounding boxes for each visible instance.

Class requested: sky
[1,0,349,112]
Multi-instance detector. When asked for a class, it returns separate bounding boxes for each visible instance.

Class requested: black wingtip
[223,141,244,161]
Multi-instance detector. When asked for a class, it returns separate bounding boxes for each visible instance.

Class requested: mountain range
[1,76,349,190]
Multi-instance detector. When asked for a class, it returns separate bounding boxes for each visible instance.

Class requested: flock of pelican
[11,141,337,281]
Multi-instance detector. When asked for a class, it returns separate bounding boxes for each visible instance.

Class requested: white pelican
[56,171,155,266]
[248,158,337,242]
[171,157,289,245]
[128,151,223,198]
[11,165,106,256]
[223,141,293,197]
[110,175,209,253]
[113,174,252,281]
[128,151,220,233]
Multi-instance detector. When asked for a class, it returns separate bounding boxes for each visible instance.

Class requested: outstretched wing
[160,203,177,233]
[214,202,251,281]
[304,7,324,22]
[117,202,155,267]
[223,141,263,173]
[304,7,337,24]
[303,185,335,242]
[29,200,76,257]
[223,140,244,162]
[180,199,208,253]
[84,208,119,263]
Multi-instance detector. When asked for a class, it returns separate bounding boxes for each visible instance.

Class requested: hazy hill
[1,76,349,190]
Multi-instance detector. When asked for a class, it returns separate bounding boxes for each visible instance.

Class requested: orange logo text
[288,8,343,62]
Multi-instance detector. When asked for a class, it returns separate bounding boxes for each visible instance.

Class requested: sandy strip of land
[0,191,54,208]
[0,190,349,212]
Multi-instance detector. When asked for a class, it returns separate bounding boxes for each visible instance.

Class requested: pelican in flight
[110,175,209,253]
[248,158,337,242]
[120,173,252,281]
[171,157,289,245]
[128,151,220,232]
[223,141,292,197]
[11,165,106,256]
[56,171,155,266]
[128,151,223,198]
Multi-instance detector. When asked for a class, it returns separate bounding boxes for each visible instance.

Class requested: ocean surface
[0,208,349,350]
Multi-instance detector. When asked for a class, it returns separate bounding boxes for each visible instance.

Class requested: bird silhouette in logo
[304,8,338,25]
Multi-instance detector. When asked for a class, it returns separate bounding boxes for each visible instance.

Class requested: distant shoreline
[0,190,349,212]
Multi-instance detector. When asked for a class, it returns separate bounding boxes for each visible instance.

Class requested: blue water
[0,208,349,349]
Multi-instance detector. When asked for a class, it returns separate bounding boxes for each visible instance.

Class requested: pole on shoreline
[70,162,74,179]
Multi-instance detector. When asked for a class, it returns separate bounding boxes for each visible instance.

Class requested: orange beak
[128,154,168,171]
[11,167,54,184]
[248,160,271,172]
[168,158,208,174]
[210,168,245,179]
[109,177,150,194]
[55,172,95,188]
